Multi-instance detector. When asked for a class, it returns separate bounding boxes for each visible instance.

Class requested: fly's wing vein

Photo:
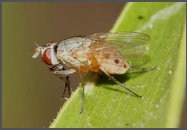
[86,32,150,58]
[70,32,150,73]
[73,42,129,74]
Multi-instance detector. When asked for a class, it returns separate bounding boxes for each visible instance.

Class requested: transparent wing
[86,32,150,58]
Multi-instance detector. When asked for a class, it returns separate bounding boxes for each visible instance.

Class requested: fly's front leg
[61,67,71,98]
[54,69,76,75]
[53,67,76,98]
[50,65,70,98]
[49,64,70,83]
[50,64,76,98]
[64,72,71,97]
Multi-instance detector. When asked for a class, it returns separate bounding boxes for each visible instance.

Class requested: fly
[32,32,158,113]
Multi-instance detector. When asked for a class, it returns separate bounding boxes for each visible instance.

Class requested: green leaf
[49,2,186,128]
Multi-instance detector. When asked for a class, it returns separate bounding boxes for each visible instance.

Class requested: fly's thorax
[56,48,80,68]
[57,37,92,52]
[56,37,92,68]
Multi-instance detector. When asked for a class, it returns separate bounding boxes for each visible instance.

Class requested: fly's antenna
[28,41,40,51]
[35,41,40,47]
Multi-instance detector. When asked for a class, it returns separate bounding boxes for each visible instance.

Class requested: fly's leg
[100,67,142,98]
[54,68,76,97]
[61,67,71,98]
[49,65,70,83]
[61,81,68,99]
[54,69,76,75]
[65,74,71,97]
[50,65,69,98]
[49,65,75,98]
[130,65,159,71]
[78,69,86,114]
[59,74,70,99]
[62,67,71,97]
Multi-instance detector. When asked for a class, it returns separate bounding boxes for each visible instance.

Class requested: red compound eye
[43,48,52,65]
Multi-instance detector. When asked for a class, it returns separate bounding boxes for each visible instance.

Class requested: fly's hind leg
[78,69,86,114]
[130,65,159,71]
[100,67,142,98]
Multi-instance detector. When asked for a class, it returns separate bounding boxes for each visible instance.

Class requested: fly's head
[32,42,59,65]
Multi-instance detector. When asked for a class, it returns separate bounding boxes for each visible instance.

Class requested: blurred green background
[2,2,186,128]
